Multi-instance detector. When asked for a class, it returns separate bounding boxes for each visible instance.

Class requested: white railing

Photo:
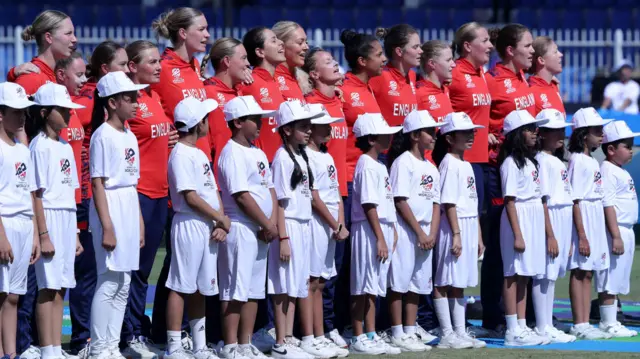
[1,26,639,103]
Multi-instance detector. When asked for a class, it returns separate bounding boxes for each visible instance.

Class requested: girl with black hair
[566,107,613,340]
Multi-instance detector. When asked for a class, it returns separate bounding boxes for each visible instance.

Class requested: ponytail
[90,89,108,137]
[432,133,450,167]
[386,131,411,169]
[279,128,315,190]
[25,105,51,141]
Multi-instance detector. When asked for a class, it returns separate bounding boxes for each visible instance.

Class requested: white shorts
[90,186,140,275]
[268,218,311,298]
[218,221,268,302]
[596,224,635,295]
[500,201,546,277]
[35,209,76,290]
[166,213,218,296]
[350,221,395,297]
[310,205,339,280]
[0,214,33,295]
[538,205,572,281]
[569,199,609,271]
[389,218,433,295]
[435,215,478,289]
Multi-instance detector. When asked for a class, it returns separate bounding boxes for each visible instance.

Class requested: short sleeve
[219,147,249,195]
[272,156,294,201]
[500,158,520,198]
[89,136,111,179]
[627,82,640,101]
[26,155,37,192]
[31,145,50,191]
[390,157,411,199]
[601,164,617,208]
[359,168,381,206]
[171,154,198,193]
[439,161,460,205]
[568,156,590,201]
[538,157,551,199]
[432,172,441,204]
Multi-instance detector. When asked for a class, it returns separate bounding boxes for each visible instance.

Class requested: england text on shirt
[369,65,418,127]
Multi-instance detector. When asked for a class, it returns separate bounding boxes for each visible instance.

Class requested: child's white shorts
[310,205,339,280]
[35,209,77,290]
[350,220,395,297]
[0,214,33,295]
[537,205,572,281]
[596,223,635,295]
[434,215,478,289]
[268,218,311,298]
[500,201,546,277]
[569,199,609,271]
[389,218,433,295]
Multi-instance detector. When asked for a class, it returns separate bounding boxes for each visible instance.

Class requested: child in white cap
[0,82,38,359]
[497,110,549,347]
[385,110,442,352]
[88,71,148,358]
[595,120,640,338]
[216,96,277,359]
[430,112,484,350]
[566,107,613,340]
[165,96,230,359]
[532,109,577,343]
[349,113,402,356]
[28,83,85,359]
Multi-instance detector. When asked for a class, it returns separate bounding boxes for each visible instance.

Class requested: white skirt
[500,201,546,277]
[350,220,395,297]
[434,215,478,289]
[35,209,77,290]
[268,218,311,298]
[538,205,573,281]
[389,218,433,295]
[569,199,609,271]
[0,214,33,295]
[596,224,635,295]
[310,205,339,280]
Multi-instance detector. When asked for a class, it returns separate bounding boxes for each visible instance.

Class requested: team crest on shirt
[301,171,311,196]
[124,148,136,165]
[466,176,477,197]
[217,93,226,106]
[259,88,272,103]
[420,174,434,191]
[328,164,337,181]
[561,169,570,193]
[540,94,552,109]
[350,92,364,107]
[171,68,184,84]
[388,81,400,96]
[139,103,153,119]
[465,74,475,88]
[630,179,636,194]
[428,95,440,110]
[504,79,516,94]
[277,76,289,91]
[257,161,267,178]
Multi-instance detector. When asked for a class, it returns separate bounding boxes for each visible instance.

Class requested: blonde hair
[528,36,554,74]
[272,21,303,44]
[420,40,450,73]
[152,7,204,44]
[200,37,243,75]
[22,10,70,49]
[452,22,484,58]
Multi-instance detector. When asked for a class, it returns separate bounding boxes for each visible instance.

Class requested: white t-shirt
[307,148,340,212]
[500,156,542,202]
[601,160,638,225]
[438,154,478,218]
[89,123,140,189]
[604,80,640,115]
[29,133,79,211]
[168,142,220,218]
[272,147,312,221]
[568,153,604,201]
[217,140,274,224]
[536,152,573,207]
[0,139,36,216]
[390,151,440,223]
[352,154,396,224]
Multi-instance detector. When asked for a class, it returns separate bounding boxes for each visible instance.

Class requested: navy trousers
[17,266,38,354]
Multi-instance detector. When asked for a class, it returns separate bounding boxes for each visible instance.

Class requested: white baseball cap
[0,82,36,109]
[223,95,276,122]
[503,110,548,135]
[307,104,344,125]
[613,59,633,73]
[275,100,324,129]
[34,83,85,109]
[537,109,571,129]
[572,107,612,129]
[353,113,402,137]
[97,71,148,98]
[402,110,443,133]
[439,112,484,135]
[174,97,219,132]
[603,120,640,144]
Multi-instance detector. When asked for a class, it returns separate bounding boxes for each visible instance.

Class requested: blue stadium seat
[427,9,451,29]
[67,5,95,27]
[308,0,330,7]
[331,9,355,29]
[381,0,403,6]
[538,9,561,29]
[22,5,46,25]
[120,5,143,27]
[511,8,537,28]
[283,0,306,7]
[285,9,308,29]
[405,9,427,29]
[380,9,404,27]
[611,9,633,29]
[356,0,381,7]
[308,8,332,29]
[355,8,379,30]
[592,0,615,7]
[331,0,357,7]
[0,5,21,26]
[584,9,609,29]
[562,9,583,29]
[452,9,474,28]
[259,0,280,6]
[199,8,222,27]
[144,6,167,27]
[95,6,119,27]
[259,7,283,28]
[238,6,257,28]
[616,0,636,7]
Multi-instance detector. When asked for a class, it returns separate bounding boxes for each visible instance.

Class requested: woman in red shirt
[528,36,565,115]
[201,37,251,175]
[369,24,421,127]
[272,21,308,103]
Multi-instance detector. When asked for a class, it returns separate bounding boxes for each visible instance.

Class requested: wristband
[39,231,48,237]
[279,236,290,241]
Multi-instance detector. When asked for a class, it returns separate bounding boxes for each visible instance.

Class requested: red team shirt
[12,58,56,95]
[528,75,566,116]
[59,110,85,204]
[340,73,382,182]
[204,77,240,178]
[242,67,285,162]
[416,78,454,163]
[127,89,173,199]
[449,58,492,164]
[305,89,348,196]
[152,48,211,161]
[369,65,418,127]
[275,64,306,103]
[74,81,97,201]
[487,63,536,165]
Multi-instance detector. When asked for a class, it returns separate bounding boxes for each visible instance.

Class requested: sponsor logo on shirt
[350,92,364,107]
[328,164,337,181]
[540,94,551,109]
[467,176,478,199]
[204,163,215,188]
[278,76,289,91]
[419,174,435,199]
[428,95,440,110]
[259,88,272,103]
[504,79,515,94]
[15,162,27,181]
[561,169,570,194]
[301,171,311,197]
[465,74,475,88]
[171,68,184,84]
[388,81,400,97]
[257,161,269,187]
[60,159,73,185]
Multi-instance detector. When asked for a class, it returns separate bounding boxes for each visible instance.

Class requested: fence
[2,25,640,103]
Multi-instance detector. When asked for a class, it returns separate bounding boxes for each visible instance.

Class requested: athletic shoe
[317,338,348,358]
[88,351,112,359]
[599,322,638,338]
[164,349,195,359]
[62,350,79,359]
[238,345,268,359]
[122,336,163,359]
[326,330,348,349]
[570,325,613,340]
[437,333,473,349]
[193,348,219,359]
[182,331,194,351]
[523,327,549,345]
[218,345,249,359]
[537,326,575,344]
[109,348,126,359]
[271,343,313,359]
[252,329,276,354]
[415,324,438,345]
[504,328,545,346]
[456,329,487,348]
[348,335,384,355]
[372,334,400,355]
[389,334,430,352]
[21,346,41,359]
[300,338,337,359]
[77,346,90,359]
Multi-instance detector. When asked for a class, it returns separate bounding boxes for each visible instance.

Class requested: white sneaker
[62,350,79,359]
[77,346,90,359]
[389,334,429,352]
[570,325,613,340]
[109,348,127,359]
[238,344,268,359]
[326,330,348,349]
[122,336,163,359]
[539,326,575,343]
[300,338,337,359]
[523,327,549,345]
[504,328,544,346]
[21,346,41,359]
[316,338,348,358]
[193,348,219,359]
[372,334,401,355]
[348,335,384,355]
[456,329,487,348]
[437,333,473,349]
[271,343,313,359]
[600,322,638,338]
[88,351,112,359]
[164,349,195,359]
[252,329,276,354]
[415,324,438,345]
[182,331,194,351]
[218,345,249,359]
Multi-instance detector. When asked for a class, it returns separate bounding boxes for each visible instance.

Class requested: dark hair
[278,127,315,190]
[55,52,84,72]
[375,24,418,60]
[243,27,268,67]
[497,127,538,170]
[489,23,529,59]
[536,127,566,161]
[355,135,376,153]
[175,120,198,135]
[601,137,633,157]
[87,41,124,79]
[340,30,379,71]
[432,133,450,167]
[90,90,136,137]
[568,127,591,153]
[126,40,157,65]
[301,47,326,84]
[386,130,413,169]
[25,105,53,140]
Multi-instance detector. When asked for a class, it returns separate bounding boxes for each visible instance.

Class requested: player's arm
[0,216,13,264]
[363,203,388,261]
[183,190,230,232]
[32,189,54,258]
[542,198,558,258]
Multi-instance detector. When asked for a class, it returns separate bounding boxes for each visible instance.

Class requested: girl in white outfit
[88,71,147,358]
[28,83,85,359]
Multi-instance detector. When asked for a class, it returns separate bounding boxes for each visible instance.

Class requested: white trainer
[300,338,337,359]
[415,324,438,345]
[218,345,249,359]
[389,334,430,352]
[348,335,384,356]
[109,347,127,359]
[164,349,195,359]
[251,329,276,354]
[21,346,41,359]
[599,322,638,338]
[437,333,473,349]
[182,331,194,351]
[456,329,487,348]
[316,338,348,358]
[570,325,613,340]
[239,344,268,359]
[326,330,348,349]
[372,334,401,355]
[538,326,575,344]
[62,350,80,359]
[271,343,313,359]
[523,327,549,345]
[193,348,219,359]
[504,328,544,346]
[77,346,90,359]
[122,336,163,359]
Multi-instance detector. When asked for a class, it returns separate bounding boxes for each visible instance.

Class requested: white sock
[167,331,182,354]
[518,319,527,329]
[600,300,618,326]
[403,325,416,336]
[41,346,55,359]
[315,335,325,340]
[239,343,251,350]
[190,317,207,351]
[302,335,314,344]
[546,280,556,329]
[532,278,548,333]
[450,297,466,335]
[223,343,237,351]
[575,322,590,330]
[506,314,518,331]
[434,297,453,336]
[391,325,404,338]
[53,346,62,357]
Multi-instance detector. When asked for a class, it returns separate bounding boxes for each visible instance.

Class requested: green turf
[353,350,640,358]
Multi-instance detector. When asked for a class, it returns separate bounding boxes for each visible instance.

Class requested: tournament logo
[465,74,475,88]
[203,163,212,177]
[561,169,568,183]
[217,93,226,106]
[124,148,136,165]
[384,176,391,192]
[259,88,272,103]
[388,81,400,96]
[15,162,27,181]
[139,102,153,118]
[466,176,476,191]
[278,76,289,91]
[171,68,184,84]
[257,161,267,177]
[594,171,602,186]
[540,94,551,109]
[420,174,434,190]
[428,95,440,110]
[532,169,540,184]
[60,159,71,176]
[328,164,337,181]
[504,79,515,94]
[630,179,635,192]
[350,92,364,107]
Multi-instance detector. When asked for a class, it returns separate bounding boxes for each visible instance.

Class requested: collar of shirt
[204,77,240,95]
[455,58,484,76]
[384,64,415,84]
[528,75,556,88]
[32,57,56,82]
[275,63,297,83]
[161,48,200,74]
[491,63,527,84]
[252,67,277,82]
[416,78,448,95]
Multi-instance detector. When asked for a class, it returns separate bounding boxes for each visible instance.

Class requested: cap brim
[532,118,550,127]
[7,98,37,109]
[201,99,219,113]
[540,121,572,129]
[377,126,404,135]
[59,100,85,109]
[403,122,445,133]
[311,116,344,125]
